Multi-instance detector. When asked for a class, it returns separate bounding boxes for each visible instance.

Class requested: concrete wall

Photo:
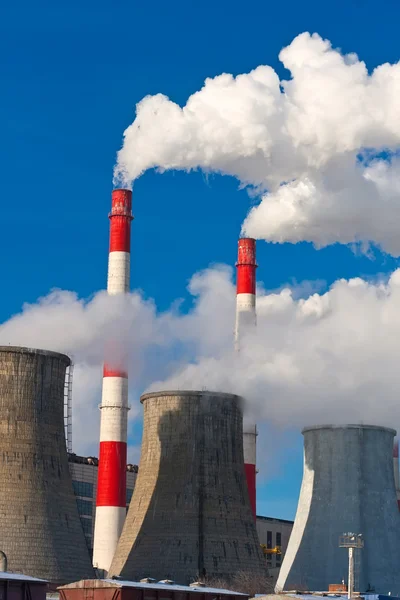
[277,425,400,594]
[109,390,266,584]
[0,347,94,584]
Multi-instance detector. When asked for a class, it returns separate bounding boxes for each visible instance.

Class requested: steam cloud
[2,267,400,456]
[115,32,400,255]
[4,31,400,465]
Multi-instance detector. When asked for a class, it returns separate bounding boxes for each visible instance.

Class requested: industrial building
[277,425,400,594]
[109,390,265,583]
[256,516,293,575]
[68,453,138,556]
[0,571,48,600]
[69,452,293,573]
[0,346,94,584]
[59,578,249,600]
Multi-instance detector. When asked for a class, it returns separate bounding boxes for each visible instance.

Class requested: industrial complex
[0,187,400,597]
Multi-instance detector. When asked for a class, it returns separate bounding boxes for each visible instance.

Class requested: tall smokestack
[394,440,400,510]
[235,237,257,520]
[93,189,133,573]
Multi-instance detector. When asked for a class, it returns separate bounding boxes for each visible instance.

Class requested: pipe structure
[93,189,133,573]
[394,440,400,510]
[347,548,354,600]
[235,237,257,519]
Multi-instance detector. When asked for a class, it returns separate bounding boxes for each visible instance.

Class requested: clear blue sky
[1,0,400,520]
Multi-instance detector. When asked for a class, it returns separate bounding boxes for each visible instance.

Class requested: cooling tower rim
[140,390,243,404]
[302,423,396,436]
[0,346,71,365]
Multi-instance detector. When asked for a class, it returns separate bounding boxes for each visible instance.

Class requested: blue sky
[1,0,400,520]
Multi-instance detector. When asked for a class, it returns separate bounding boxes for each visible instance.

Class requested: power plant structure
[0,346,94,584]
[7,180,400,595]
[235,238,258,520]
[276,425,400,594]
[93,189,133,573]
[68,453,138,555]
[109,390,266,584]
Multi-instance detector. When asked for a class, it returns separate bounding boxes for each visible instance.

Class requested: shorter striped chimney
[394,440,400,511]
[93,189,133,573]
[235,237,257,520]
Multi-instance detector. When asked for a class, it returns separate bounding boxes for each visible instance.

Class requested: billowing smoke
[2,266,400,457]
[115,32,400,255]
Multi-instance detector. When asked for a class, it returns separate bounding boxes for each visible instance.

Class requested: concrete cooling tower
[0,347,94,584]
[109,390,265,584]
[277,425,400,594]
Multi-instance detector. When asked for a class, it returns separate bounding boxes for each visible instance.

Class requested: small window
[267,530,272,549]
[72,480,94,498]
[76,498,93,517]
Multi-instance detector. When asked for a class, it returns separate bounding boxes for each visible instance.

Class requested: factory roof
[256,515,294,525]
[0,572,47,583]
[257,594,400,600]
[67,453,138,472]
[59,579,247,596]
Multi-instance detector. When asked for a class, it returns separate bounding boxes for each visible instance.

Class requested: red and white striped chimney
[235,237,257,520]
[93,189,133,573]
[393,440,400,511]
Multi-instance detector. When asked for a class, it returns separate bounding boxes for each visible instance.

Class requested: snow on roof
[0,572,47,583]
[101,579,247,595]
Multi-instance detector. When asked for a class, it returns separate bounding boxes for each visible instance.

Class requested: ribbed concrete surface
[277,425,400,594]
[0,347,94,584]
[109,390,265,584]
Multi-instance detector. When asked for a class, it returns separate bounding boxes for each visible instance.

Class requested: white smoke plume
[115,32,400,255]
[2,266,400,458]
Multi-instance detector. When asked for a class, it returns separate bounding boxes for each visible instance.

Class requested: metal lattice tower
[64,363,73,453]
[339,533,364,599]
